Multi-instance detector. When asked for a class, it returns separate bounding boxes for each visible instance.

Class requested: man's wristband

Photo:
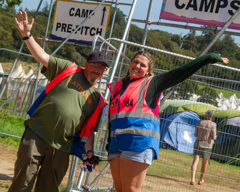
[23,34,32,40]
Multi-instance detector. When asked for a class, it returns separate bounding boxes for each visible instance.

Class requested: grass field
[198,84,240,98]
[150,149,240,189]
[0,113,239,192]
[0,112,25,147]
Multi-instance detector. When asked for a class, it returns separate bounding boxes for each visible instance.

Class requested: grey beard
[87,76,99,87]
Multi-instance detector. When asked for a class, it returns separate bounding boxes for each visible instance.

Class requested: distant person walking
[190,110,217,185]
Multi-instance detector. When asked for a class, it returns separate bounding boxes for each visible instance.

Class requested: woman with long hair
[107,51,228,192]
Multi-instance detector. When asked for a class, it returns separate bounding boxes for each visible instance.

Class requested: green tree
[181,30,198,52]
[1,4,240,73]
[171,33,189,50]
[213,35,239,60]
[71,52,85,67]
[197,86,218,106]
[0,0,22,7]
[106,7,126,39]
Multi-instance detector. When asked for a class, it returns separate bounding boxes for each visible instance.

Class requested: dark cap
[87,51,109,67]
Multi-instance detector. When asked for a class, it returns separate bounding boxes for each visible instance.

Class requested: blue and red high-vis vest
[27,62,82,117]
[108,77,160,159]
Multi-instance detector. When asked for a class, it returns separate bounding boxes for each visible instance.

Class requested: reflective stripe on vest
[110,111,159,122]
[110,77,161,122]
[110,127,160,140]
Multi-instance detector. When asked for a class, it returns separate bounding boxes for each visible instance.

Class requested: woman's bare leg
[109,156,122,192]
[199,158,208,184]
[109,156,149,192]
[120,156,149,192]
[191,155,199,184]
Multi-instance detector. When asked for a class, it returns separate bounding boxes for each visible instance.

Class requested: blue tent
[211,116,240,165]
[159,100,240,164]
[160,111,200,154]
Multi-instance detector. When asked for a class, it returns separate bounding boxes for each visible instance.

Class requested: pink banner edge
[160,11,240,30]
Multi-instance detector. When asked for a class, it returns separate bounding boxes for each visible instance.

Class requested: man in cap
[9,11,109,192]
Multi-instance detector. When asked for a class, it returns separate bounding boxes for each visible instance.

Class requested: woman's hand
[15,11,34,37]
[221,57,229,64]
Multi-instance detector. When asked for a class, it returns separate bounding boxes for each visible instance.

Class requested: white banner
[50,0,112,44]
[160,0,240,30]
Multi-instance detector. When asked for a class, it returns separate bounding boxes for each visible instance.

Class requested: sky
[14,0,240,45]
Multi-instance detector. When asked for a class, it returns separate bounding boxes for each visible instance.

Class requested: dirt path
[0,143,16,192]
[1,143,239,192]
[0,143,69,192]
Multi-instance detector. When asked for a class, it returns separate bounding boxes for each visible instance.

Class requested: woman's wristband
[23,34,32,40]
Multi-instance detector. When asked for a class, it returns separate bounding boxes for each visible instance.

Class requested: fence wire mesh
[0,49,48,119]
[88,38,240,192]
[0,37,240,192]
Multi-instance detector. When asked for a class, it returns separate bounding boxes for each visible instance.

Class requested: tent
[24,68,35,79]
[159,99,218,117]
[159,99,240,119]
[216,93,240,110]
[38,74,48,87]
[160,111,200,154]
[9,64,25,79]
[212,115,240,165]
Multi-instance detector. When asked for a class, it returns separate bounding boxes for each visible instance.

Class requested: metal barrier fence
[66,37,240,192]
[0,36,240,191]
[0,49,48,119]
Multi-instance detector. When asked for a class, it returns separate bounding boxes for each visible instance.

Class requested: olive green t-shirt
[25,56,101,152]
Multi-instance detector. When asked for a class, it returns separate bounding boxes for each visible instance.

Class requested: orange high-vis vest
[108,77,160,159]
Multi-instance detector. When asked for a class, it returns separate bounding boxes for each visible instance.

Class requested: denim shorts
[108,148,154,165]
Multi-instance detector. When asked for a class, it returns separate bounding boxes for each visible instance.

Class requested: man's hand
[15,11,34,37]
[83,154,99,169]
